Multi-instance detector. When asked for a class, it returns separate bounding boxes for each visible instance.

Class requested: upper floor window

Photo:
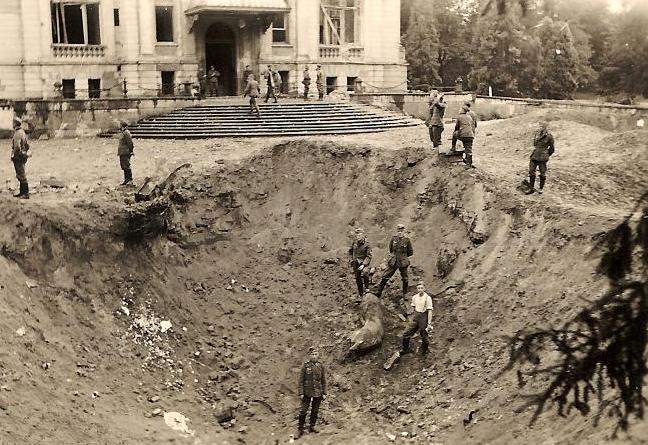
[51,1,101,45]
[155,6,174,42]
[319,0,359,46]
[272,14,288,43]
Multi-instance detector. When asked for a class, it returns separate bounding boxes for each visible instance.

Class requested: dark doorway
[326,76,337,94]
[88,78,101,98]
[62,79,76,99]
[278,70,289,94]
[205,23,236,96]
[161,71,175,96]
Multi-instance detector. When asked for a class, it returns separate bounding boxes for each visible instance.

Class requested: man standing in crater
[377,223,413,297]
[527,121,555,195]
[11,116,30,199]
[296,347,327,439]
[349,228,372,297]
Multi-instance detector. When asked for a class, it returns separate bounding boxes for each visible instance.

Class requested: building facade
[0,0,406,99]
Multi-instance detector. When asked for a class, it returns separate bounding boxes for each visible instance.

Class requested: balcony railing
[319,45,364,60]
[52,44,106,58]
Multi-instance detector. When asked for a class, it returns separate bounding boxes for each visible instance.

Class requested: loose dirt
[0,109,646,444]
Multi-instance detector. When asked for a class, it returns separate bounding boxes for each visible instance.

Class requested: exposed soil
[0,109,646,444]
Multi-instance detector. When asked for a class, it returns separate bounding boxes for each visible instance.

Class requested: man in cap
[527,121,555,194]
[454,106,476,168]
[377,224,414,297]
[296,347,327,438]
[348,228,372,297]
[117,120,134,185]
[243,73,261,118]
[302,66,311,100]
[10,116,30,199]
[264,65,278,103]
[428,93,447,148]
[316,64,325,101]
[401,282,434,356]
[452,100,477,151]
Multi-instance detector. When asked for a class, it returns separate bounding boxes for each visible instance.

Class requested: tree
[404,0,442,89]
[434,0,478,85]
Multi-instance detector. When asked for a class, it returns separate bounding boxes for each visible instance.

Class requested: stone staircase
[109,101,419,139]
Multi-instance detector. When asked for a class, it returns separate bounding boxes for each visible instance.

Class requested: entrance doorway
[205,23,236,96]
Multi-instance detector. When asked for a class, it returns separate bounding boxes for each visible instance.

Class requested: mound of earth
[0,111,646,444]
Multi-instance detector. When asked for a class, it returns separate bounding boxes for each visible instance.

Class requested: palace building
[0,0,406,99]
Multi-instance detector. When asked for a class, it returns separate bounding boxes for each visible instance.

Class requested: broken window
[272,14,288,43]
[88,78,101,98]
[113,8,119,26]
[62,79,76,99]
[155,6,174,42]
[51,1,101,45]
[320,0,359,45]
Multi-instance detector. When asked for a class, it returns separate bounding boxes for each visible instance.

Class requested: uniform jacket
[11,128,29,161]
[531,129,555,162]
[467,110,478,130]
[243,69,253,83]
[389,235,413,268]
[118,129,134,156]
[299,360,327,398]
[349,239,372,267]
[244,80,261,98]
[429,100,447,126]
[455,113,475,138]
[316,69,324,85]
[208,69,220,82]
[302,70,311,85]
[273,72,282,88]
[265,70,274,87]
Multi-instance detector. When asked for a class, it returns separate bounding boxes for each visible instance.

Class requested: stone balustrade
[319,45,364,60]
[52,44,106,58]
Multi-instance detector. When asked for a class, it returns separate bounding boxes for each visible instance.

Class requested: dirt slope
[0,111,646,444]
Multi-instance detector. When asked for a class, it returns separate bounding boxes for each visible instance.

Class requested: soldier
[296,347,327,439]
[452,100,477,151]
[197,68,207,100]
[243,74,261,118]
[528,121,555,194]
[10,117,30,199]
[454,106,476,168]
[316,64,325,101]
[242,65,253,92]
[117,120,134,185]
[264,65,277,103]
[377,223,414,297]
[272,70,283,98]
[207,65,220,96]
[348,228,372,297]
[302,66,311,100]
[401,283,434,356]
[428,93,447,148]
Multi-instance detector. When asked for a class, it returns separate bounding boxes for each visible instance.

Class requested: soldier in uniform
[264,65,277,103]
[316,64,325,101]
[452,100,477,152]
[528,121,555,194]
[242,65,253,92]
[428,93,447,148]
[117,120,134,185]
[243,74,261,118]
[207,65,220,96]
[454,106,476,168]
[302,66,311,100]
[401,283,434,356]
[10,117,30,199]
[377,223,414,297]
[348,228,372,297]
[296,347,327,438]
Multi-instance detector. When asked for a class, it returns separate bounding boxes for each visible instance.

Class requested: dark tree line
[402,0,648,100]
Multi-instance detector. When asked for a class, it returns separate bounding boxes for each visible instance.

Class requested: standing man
[348,228,372,297]
[264,65,277,103]
[302,66,311,100]
[242,65,253,92]
[316,64,325,101]
[207,65,220,96]
[297,347,327,439]
[452,100,477,152]
[272,70,283,98]
[428,93,447,149]
[528,121,555,194]
[454,106,476,168]
[377,223,413,297]
[10,117,30,199]
[243,74,261,118]
[117,120,134,186]
[197,68,207,99]
[401,283,434,356]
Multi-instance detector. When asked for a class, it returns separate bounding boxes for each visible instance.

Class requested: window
[326,76,337,94]
[113,8,119,26]
[320,0,359,45]
[62,79,76,99]
[272,14,288,43]
[347,76,357,91]
[88,79,101,98]
[155,6,174,42]
[51,1,101,45]
[278,70,289,94]
[161,71,175,95]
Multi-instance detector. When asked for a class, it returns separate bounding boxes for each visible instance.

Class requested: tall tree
[434,0,478,85]
[404,0,442,89]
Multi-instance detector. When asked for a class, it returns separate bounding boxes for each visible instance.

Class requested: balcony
[52,44,106,58]
[319,45,364,61]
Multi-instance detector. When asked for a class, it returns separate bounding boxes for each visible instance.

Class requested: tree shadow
[503,191,648,435]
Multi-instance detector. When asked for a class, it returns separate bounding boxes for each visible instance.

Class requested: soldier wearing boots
[316,64,325,101]
[377,224,413,297]
[10,117,30,199]
[528,121,555,195]
[117,120,134,185]
[296,347,327,439]
[348,228,372,296]
[302,66,311,100]
[454,106,475,168]
[452,101,477,154]
[428,92,447,148]
[401,283,434,355]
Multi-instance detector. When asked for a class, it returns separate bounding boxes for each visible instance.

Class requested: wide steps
[109,102,419,139]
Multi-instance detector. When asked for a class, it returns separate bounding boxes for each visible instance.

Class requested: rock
[0,397,8,411]
[397,405,411,414]
[386,433,396,442]
[15,327,26,337]
[323,257,339,265]
[160,320,172,333]
[349,293,384,352]
[40,178,65,189]
[25,279,39,289]
[149,395,161,403]
[214,405,235,423]
[152,408,163,417]
[437,245,459,278]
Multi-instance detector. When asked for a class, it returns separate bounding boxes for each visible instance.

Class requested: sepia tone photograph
[0,0,646,444]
